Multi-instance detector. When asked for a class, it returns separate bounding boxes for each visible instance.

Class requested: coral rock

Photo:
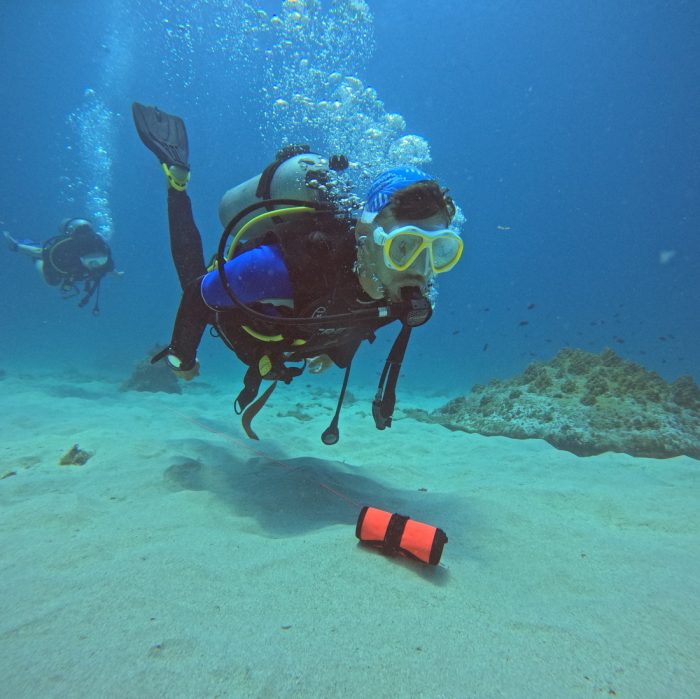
[429,348,700,459]
[121,346,182,394]
[60,444,93,466]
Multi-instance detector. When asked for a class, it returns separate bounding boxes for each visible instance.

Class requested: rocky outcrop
[120,346,182,394]
[428,348,700,459]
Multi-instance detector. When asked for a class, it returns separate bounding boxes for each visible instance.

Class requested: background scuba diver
[132,102,463,444]
[4,218,118,314]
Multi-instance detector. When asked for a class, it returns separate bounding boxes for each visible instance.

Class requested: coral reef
[120,346,182,394]
[428,348,700,459]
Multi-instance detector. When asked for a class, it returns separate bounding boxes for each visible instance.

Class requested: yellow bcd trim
[242,325,284,342]
[258,355,272,376]
[241,325,307,346]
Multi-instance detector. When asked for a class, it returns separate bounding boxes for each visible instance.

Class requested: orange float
[355,506,447,565]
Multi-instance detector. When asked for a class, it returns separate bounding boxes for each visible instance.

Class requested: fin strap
[162,162,190,191]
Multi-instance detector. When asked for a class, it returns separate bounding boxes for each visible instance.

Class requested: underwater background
[0,0,698,396]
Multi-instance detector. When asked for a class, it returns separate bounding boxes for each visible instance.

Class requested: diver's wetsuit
[165,188,394,371]
[42,229,114,287]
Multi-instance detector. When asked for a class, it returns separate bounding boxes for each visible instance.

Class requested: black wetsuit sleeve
[169,277,211,368]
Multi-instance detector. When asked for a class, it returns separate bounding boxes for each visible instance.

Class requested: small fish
[482,343,489,351]
[659,336,667,341]
[518,320,529,327]
[482,307,490,312]
[590,321,598,326]
[496,225,511,231]
[527,303,535,310]
[659,249,677,264]
[615,337,625,344]
[452,330,460,336]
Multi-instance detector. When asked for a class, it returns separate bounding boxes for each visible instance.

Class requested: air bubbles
[384,113,406,130]
[145,1,435,210]
[343,76,363,91]
[255,0,433,197]
[65,88,115,239]
[388,135,432,167]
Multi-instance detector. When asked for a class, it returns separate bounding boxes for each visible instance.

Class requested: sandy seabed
[1,371,698,699]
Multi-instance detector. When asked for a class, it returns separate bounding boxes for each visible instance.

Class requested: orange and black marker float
[355,506,448,566]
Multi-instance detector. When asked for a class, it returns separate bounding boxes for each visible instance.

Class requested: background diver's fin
[132,102,189,169]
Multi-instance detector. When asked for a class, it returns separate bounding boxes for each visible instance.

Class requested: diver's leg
[167,188,206,290]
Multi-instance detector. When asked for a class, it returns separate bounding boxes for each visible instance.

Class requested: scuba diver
[132,102,463,444]
[4,218,118,314]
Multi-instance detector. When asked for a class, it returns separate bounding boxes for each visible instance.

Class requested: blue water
[1,0,698,395]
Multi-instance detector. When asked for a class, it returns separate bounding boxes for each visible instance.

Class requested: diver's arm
[3,231,42,258]
[167,245,291,376]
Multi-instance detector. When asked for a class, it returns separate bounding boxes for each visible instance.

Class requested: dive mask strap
[372,324,412,430]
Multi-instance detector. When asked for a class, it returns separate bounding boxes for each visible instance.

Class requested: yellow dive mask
[372,224,463,273]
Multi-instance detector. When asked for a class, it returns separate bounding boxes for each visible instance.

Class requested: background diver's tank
[218,149,337,245]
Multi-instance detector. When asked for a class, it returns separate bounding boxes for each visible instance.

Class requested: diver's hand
[172,359,200,381]
[3,231,18,252]
[308,354,333,375]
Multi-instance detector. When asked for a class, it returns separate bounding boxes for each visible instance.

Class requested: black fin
[132,102,189,169]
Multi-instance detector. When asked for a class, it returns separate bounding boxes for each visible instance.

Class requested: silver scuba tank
[218,152,332,245]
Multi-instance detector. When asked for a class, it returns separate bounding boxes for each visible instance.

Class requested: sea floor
[1,370,698,698]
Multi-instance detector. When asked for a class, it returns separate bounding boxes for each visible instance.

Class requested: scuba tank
[218,146,343,245]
